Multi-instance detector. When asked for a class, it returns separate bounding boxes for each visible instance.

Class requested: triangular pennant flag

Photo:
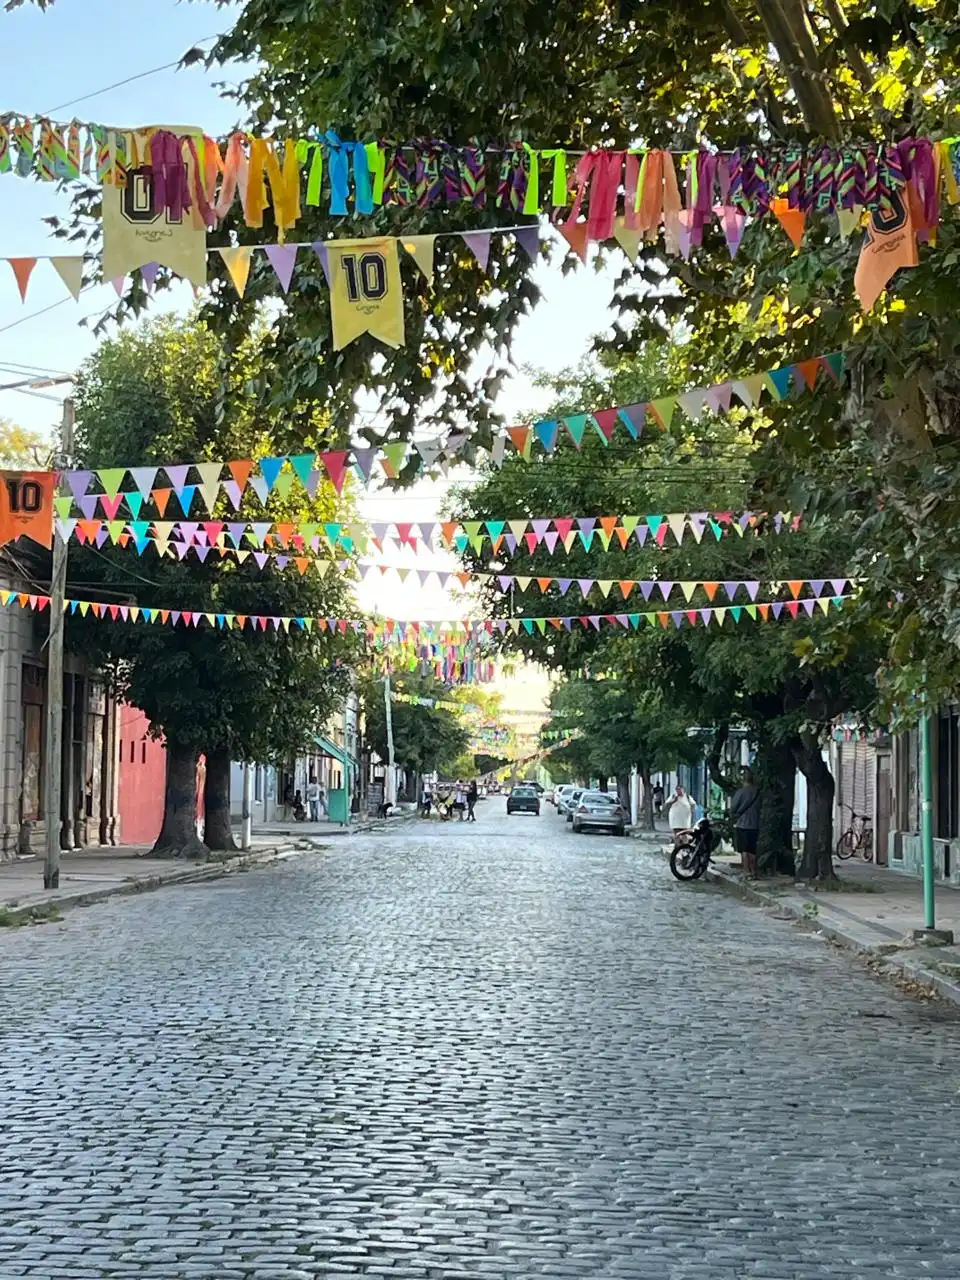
[794,359,820,391]
[534,419,560,452]
[219,246,254,297]
[258,457,285,492]
[461,232,491,272]
[733,374,767,408]
[129,466,157,497]
[564,414,588,447]
[515,225,540,262]
[228,459,254,490]
[557,220,588,264]
[507,426,531,458]
[152,488,172,516]
[97,468,126,499]
[320,451,349,493]
[50,255,83,301]
[613,218,642,263]
[8,257,37,301]
[401,235,437,287]
[821,352,846,382]
[264,243,298,292]
[771,198,806,249]
[649,398,676,429]
[767,367,794,401]
[352,447,378,480]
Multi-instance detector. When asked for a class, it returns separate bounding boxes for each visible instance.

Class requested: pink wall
[117,705,166,847]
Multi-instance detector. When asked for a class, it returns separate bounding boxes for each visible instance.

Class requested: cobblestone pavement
[2,801,960,1280]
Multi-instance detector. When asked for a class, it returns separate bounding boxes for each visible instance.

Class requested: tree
[448,345,884,878]
[546,676,700,823]
[0,419,53,469]
[67,315,358,855]
[362,672,470,786]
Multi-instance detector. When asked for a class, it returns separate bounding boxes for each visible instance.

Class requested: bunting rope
[56,353,844,508]
[0,585,851,636]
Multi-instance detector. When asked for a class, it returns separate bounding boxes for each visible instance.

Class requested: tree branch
[752,0,840,137]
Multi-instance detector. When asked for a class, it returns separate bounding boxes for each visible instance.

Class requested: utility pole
[43,398,74,890]
[241,763,253,850]
[383,672,396,808]
[917,703,954,944]
[343,686,352,827]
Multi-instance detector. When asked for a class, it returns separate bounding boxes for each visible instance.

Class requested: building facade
[0,560,121,860]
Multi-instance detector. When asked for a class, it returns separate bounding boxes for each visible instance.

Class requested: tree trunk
[204,746,237,852]
[152,741,207,858]
[616,773,631,813]
[752,0,840,138]
[598,775,608,793]
[754,737,797,877]
[793,735,838,883]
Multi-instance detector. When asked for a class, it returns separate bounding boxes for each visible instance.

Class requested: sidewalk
[0,834,309,925]
[633,827,960,1007]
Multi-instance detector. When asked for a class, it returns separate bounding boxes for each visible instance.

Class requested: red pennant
[524,533,539,553]
[554,517,575,541]
[593,409,618,442]
[8,257,37,301]
[320,450,349,493]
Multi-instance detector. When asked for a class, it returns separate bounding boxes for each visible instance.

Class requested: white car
[555,785,578,815]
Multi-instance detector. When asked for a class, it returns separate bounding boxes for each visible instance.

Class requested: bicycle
[835,805,873,860]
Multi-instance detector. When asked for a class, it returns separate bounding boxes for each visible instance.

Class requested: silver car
[571,790,627,837]
[555,785,578,815]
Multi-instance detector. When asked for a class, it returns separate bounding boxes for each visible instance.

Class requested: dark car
[506,785,541,816]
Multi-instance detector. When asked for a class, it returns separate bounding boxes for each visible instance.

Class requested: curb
[0,841,311,927]
[702,861,960,1007]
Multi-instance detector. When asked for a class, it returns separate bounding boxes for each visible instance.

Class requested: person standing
[729,768,761,879]
[652,782,665,821]
[454,782,466,820]
[667,784,695,836]
[306,776,320,822]
[467,779,478,822]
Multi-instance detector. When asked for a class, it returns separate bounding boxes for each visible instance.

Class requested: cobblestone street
[2,800,960,1279]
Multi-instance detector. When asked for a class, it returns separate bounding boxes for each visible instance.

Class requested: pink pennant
[320,450,349,494]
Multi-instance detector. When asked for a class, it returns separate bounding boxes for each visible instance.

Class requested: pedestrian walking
[467,779,478,822]
[667,784,695,836]
[454,782,467,820]
[652,782,664,820]
[729,768,761,879]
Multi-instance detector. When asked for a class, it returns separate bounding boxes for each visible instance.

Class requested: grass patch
[0,903,64,928]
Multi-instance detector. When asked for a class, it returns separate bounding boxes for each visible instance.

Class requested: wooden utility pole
[43,398,74,890]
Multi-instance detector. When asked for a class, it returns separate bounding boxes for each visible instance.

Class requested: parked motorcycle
[669,816,723,881]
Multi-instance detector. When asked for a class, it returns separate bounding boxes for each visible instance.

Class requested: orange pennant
[787,581,803,599]
[228,459,254,489]
[771,199,806,250]
[703,582,719,601]
[152,488,172,516]
[537,577,552,593]
[7,257,37,301]
[507,425,531,456]
[440,521,458,547]
[795,359,820,390]
[557,220,589,263]
[599,515,618,539]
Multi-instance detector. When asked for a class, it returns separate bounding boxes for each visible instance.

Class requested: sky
[0,0,620,670]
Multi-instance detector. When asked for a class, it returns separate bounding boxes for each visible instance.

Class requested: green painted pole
[920,710,935,930]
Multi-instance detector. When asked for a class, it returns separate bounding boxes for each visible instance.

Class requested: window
[141,741,147,764]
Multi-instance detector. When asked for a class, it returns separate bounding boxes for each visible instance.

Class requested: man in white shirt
[307,777,321,822]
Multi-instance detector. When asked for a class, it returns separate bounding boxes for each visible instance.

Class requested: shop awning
[314,734,351,767]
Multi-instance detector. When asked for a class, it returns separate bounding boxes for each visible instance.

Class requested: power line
[43,36,222,115]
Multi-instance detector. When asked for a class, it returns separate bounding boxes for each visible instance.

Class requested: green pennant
[564,414,588,447]
[340,537,355,553]
[463,521,483,538]
[535,618,547,634]
[274,471,295,500]
[822,351,846,381]
[650,398,676,429]
[97,467,126,499]
[646,516,663,538]
[382,442,408,472]
[54,496,73,520]
[745,604,757,620]
[469,535,484,553]
[731,606,743,623]
[485,520,505,540]
[710,520,724,541]
[628,613,640,629]
[324,522,343,544]
[621,515,640,537]
[289,453,316,487]
[125,492,144,519]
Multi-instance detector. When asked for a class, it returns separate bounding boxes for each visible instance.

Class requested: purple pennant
[723,582,739,601]
[640,582,655,601]
[562,617,573,630]
[634,526,648,547]
[831,578,847,595]
[700,609,713,626]
[461,232,491,272]
[578,579,594,598]
[515,225,540,261]
[745,581,760,601]
[67,470,92,500]
[618,404,646,439]
[77,494,98,519]
[772,602,784,619]
[302,469,321,499]
[226,522,247,547]
[543,532,559,553]
[532,519,551,536]
[253,552,269,570]
[140,262,159,291]
[657,582,674,600]
[774,514,784,532]
[313,242,331,287]
[615,614,629,628]
[370,522,390,540]
[496,620,508,634]
[588,616,601,630]
[174,541,191,561]
[264,243,298,293]
[93,527,109,548]
[809,579,825,598]
[739,511,753,530]
[577,517,596,533]
[165,465,190,494]
[505,535,517,553]
[704,381,734,414]
[353,449,378,480]
[195,545,211,563]
[498,575,513,591]
[276,555,289,570]
[179,521,200,543]
[557,578,572,596]
[802,599,816,616]
[222,480,243,510]
[671,611,684,628]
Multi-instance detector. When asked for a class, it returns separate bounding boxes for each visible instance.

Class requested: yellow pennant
[327,236,405,350]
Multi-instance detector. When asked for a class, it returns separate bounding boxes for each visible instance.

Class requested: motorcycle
[669,816,724,881]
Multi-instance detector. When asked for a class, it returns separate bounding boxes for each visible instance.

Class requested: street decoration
[0,585,850,635]
[0,469,56,549]
[53,510,802,560]
[57,352,842,507]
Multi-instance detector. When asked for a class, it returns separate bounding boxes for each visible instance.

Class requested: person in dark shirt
[729,769,761,878]
[467,779,478,822]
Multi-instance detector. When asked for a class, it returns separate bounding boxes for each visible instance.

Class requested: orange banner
[0,470,56,549]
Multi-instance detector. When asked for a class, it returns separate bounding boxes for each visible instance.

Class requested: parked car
[555,785,578,815]
[571,790,627,837]
[543,788,555,804]
[506,785,541,816]
[564,788,585,821]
